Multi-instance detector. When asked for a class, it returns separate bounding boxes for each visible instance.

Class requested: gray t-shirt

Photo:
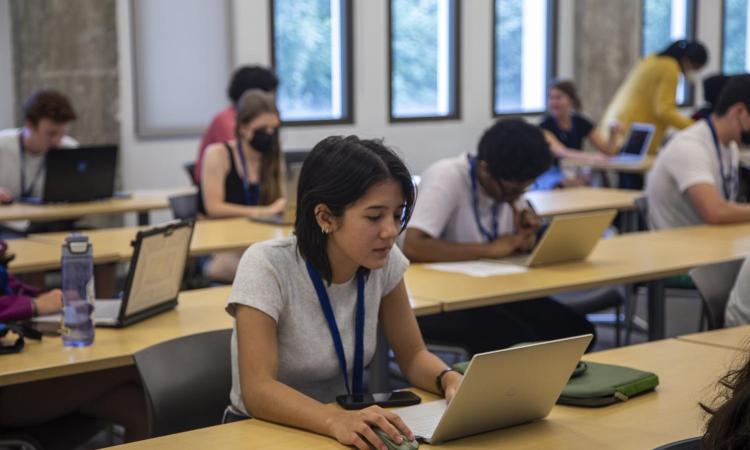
[407,153,520,243]
[0,128,78,198]
[226,235,409,415]
[646,120,739,229]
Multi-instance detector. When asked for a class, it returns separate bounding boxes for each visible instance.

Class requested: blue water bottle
[61,234,95,347]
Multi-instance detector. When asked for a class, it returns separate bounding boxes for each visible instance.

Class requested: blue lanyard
[18,132,46,198]
[305,260,365,395]
[468,156,500,242]
[235,141,260,206]
[705,118,735,201]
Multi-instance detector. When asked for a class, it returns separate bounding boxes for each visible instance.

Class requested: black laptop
[22,145,118,204]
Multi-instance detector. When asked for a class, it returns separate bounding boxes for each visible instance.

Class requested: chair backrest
[184,162,199,187]
[284,150,309,169]
[168,193,198,220]
[134,329,233,437]
[690,259,745,330]
[634,196,649,230]
[652,436,702,450]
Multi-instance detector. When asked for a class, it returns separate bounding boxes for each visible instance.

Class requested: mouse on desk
[373,428,419,450]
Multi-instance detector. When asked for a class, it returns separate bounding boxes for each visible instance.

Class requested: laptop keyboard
[394,400,447,440]
[93,300,122,321]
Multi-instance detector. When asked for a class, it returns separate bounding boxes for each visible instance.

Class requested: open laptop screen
[124,223,192,316]
[620,126,654,157]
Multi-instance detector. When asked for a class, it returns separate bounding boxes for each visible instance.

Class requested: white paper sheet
[423,261,528,277]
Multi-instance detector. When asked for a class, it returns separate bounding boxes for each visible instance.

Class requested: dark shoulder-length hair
[295,136,416,284]
[658,39,708,69]
[702,344,750,449]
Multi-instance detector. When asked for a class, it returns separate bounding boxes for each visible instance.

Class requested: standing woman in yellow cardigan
[600,40,708,189]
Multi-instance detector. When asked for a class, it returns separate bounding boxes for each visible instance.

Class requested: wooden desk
[28,218,291,262]
[0,287,440,387]
[407,224,750,340]
[524,187,642,217]
[679,325,750,351]
[7,238,120,274]
[109,339,737,450]
[0,188,194,224]
[562,155,655,174]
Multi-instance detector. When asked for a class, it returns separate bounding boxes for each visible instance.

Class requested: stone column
[574,0,640,123]
[10,0,119,145]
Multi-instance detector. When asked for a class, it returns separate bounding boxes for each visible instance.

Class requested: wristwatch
[436,368,458,396]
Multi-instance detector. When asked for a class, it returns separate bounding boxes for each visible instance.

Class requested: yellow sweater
[600,55,694,155]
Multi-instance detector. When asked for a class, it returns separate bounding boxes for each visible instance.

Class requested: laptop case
[453,360,658,407]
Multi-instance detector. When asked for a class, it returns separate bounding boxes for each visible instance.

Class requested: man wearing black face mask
[646,75,750,326]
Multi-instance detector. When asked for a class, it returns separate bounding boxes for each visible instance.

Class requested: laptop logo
[77,161,89,173]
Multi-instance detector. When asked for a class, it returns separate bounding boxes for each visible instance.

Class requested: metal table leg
[647,279,666,340]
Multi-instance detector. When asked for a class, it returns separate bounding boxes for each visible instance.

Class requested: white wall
[0,0,15,129]
[116,0,577,193]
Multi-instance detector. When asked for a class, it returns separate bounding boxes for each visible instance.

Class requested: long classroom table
[678,325,750,351]
[561,155,655,174]
[108,338,737,450]
[8,218,289,274]
[0,287,441,387]
[524,187,642,217]
[0,187,195,225]
[14,222,750,341]
[407,223,750,340]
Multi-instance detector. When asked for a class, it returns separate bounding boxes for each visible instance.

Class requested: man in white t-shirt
[404,119,547,261]
[646,75,750,326]
[404,119,596,354]
[0,90,78,203]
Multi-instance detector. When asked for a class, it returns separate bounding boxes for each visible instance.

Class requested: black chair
[168,193,198,221]
[284,150,309,169]
[690,259,745,330]
[652,436,702,450]
[183,162,198,187]
[553,287,625,347]
[133,329,233,437]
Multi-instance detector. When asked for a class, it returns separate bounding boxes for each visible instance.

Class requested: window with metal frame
[388,0,460,122]
[723,0,750,75]
[271,0,353,125]
[493,0,555,116]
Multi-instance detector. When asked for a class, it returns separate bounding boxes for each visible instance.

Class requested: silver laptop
[395,334,592,444]
[608,123,655,164]
[499,210,616,267]
[33,220,194,328]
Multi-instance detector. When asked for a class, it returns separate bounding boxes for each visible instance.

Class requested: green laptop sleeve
[452,360,658,407]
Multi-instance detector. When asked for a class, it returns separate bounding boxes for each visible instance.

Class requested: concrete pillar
[10,0,119,145]
[574,0,640,122]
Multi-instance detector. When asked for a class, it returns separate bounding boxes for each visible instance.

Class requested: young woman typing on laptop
[199,90,287,281]
[225,136,462,450]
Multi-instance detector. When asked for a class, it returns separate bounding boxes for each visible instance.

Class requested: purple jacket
[0,276,38,322]
[0,240,39,322]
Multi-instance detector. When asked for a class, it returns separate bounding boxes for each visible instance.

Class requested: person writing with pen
[403,119,596,355]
